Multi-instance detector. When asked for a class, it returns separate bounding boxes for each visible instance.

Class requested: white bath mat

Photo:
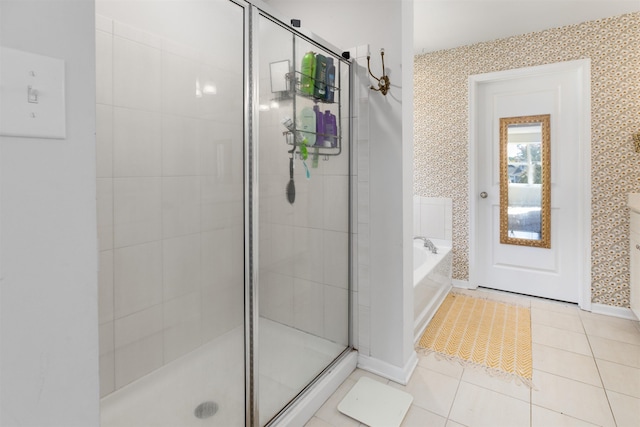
[337,377,413,427]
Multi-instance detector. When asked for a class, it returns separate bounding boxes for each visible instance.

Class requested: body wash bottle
[301,52,316,95]
[299,106,316,146]
[324,110,337,148]
[325,57,335,103]
[313,54,327,99]
[314,105,324,147]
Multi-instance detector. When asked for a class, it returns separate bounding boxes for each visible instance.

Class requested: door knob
[480,192,488,199]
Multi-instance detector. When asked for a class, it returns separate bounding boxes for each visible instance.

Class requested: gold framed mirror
[499,114,551,248]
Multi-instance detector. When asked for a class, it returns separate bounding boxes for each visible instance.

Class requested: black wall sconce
[367,49,390,96]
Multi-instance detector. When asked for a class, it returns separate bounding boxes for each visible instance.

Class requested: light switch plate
[0,46,66,139]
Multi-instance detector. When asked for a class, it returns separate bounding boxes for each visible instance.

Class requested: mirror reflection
[499,114,551,248]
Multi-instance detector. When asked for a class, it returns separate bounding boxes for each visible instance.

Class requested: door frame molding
[468,59,592,310]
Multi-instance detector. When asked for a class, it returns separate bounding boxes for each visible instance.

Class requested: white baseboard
[276,350,358,427]
[357,351,418,386]
[452,279,473,289]
[590,303,638,321]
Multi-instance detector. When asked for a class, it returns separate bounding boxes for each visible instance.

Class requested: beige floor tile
[531,405,599,426]
[445,421,467,427]
[417,351,464,380]
[530,298,580,315]
[580,313,640,345]
[532,343,601,386]
[606,390,640,427]
[531,323,592,356]
[449,381,530,427]
[597,359,640,399]
[531,370,615,427]
[347,368,390,384]
[588,335,640,369]
[388,366,459,418]
[314,378,361,427]
[460,366,530,402]
[305,416,335,427]
[400,405,447,427]
[531,307,584,333]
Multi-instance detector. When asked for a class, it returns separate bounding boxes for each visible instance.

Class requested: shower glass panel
[256,13,351,425]
[96,1,246,426]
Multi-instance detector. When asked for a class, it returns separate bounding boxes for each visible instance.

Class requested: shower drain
[194,401,219,419]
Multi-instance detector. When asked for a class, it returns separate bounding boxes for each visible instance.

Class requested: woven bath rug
[417,292,533,387]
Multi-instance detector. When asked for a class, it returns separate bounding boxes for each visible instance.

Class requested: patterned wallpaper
[414,12,640,307]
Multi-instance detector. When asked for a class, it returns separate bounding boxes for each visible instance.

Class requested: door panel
[473,65,586,303]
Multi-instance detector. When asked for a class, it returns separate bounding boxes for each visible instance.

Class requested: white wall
[0,0,99,425]
[267,0,416,382]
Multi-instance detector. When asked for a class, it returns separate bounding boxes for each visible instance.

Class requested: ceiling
[414,0,640,54]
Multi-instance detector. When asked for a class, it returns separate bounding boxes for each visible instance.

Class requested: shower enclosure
[95,0,351,425]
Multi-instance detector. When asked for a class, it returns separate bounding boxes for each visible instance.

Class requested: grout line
[444,367,464,426]
[580,311,619,427]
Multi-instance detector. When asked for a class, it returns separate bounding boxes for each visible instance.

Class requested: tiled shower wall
[95,15,244,396]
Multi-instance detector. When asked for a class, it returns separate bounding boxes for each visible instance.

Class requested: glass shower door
[96,1,247,426]
[255,13,351,425]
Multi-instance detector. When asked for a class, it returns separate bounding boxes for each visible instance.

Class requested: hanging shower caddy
[276,35,345,160]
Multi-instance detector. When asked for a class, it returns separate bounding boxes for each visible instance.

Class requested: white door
[470,61,591,304]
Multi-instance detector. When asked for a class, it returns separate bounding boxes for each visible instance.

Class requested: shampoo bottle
[325,57,335,103]
[324,110,337,148]
[313,105,324,147]
[301,52,316,96]
[299,106,316,146]
[313,54,327,99]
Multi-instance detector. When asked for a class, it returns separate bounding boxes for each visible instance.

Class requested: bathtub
[413,238,453,341]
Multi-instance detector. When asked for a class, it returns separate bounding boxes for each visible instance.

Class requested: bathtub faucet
[413,236,438,254]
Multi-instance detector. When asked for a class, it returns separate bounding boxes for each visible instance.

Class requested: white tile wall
[162,115,200,176]
[324,175,349,232]
[95,104,113,178]
[98,250,114,324]
[96,30,113,105]
[293,278,325,337]
[162,52,198,117]
[162,234,201,300]
[293,227,324,283]
[413,196,453,241]
[113,242,163,318]
[162,176,201,238]
[96,178,114,251]
[163,292,201,362]
[114,305,164,388]
[113,177,162,247]
[323,231,349,289]
[113,37,162,111]
[113,107,162,177]
[99,321,115,396]
[324,286,349,346]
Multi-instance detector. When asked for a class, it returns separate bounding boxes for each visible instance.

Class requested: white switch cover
[0,47,66,139]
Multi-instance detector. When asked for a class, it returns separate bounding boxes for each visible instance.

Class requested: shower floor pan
[100,318,345,426]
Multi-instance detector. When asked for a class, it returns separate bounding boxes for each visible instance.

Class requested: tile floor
[306,288,640,427]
